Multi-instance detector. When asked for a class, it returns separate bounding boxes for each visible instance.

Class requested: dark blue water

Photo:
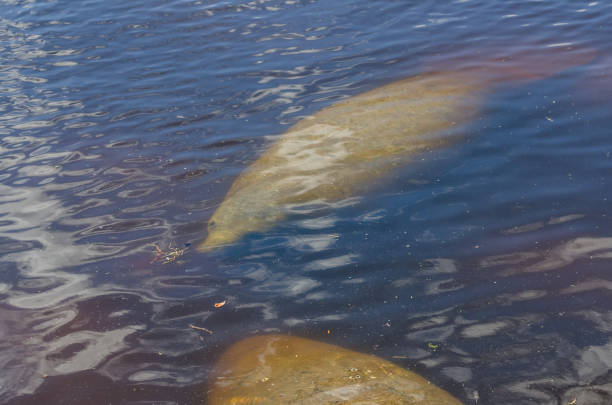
[2,0,612,403]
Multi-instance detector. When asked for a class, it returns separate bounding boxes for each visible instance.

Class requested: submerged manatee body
[207,334,463,404]
[199,47,594,251]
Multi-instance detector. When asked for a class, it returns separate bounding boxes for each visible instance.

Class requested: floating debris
[189,324,213,335]
[214,300,227,308]
[150,242,190,264]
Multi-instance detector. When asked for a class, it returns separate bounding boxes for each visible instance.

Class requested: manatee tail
[423,43,596,85]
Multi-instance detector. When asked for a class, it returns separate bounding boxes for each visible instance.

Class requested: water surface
[2,0,612,403]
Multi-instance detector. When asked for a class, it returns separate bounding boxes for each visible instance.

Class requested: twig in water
[189,324,213,335]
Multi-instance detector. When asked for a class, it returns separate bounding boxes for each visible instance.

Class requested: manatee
[199,46,594,251]
[207,334,463,404]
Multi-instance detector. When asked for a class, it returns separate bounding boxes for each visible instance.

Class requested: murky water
[2,0,612,403]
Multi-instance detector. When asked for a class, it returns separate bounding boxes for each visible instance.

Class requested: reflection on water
[0,161,156,398]
[2,0,612,403]
[490,236,612,275]
[1,184,109,309]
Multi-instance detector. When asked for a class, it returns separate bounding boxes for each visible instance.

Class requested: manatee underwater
[198,46,594,251]
[207,334,463,404]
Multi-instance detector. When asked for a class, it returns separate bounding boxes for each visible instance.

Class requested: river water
[2,0,612,404]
